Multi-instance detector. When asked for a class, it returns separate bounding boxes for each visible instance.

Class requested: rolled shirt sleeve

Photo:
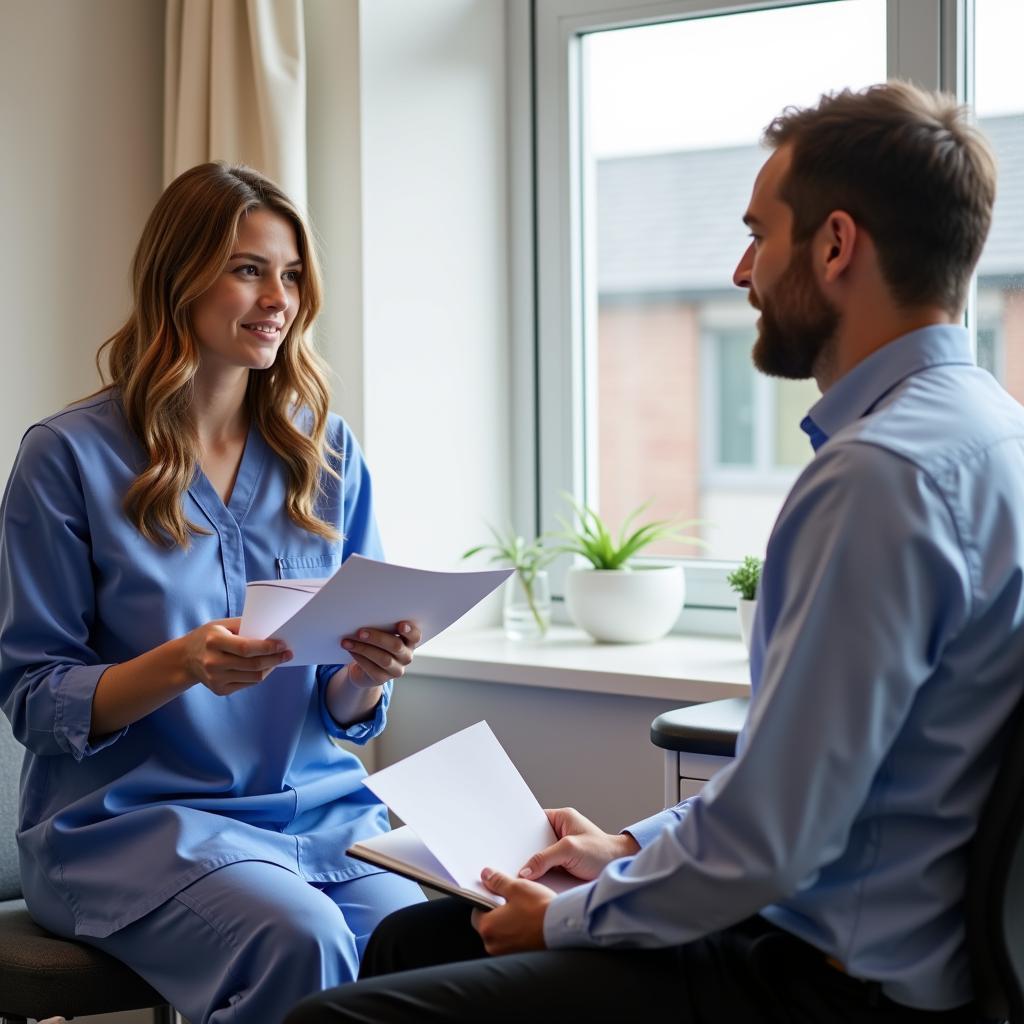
[316,675,393,745]
[0,425,127,759]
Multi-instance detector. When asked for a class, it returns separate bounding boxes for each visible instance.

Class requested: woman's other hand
[341,621,421,687]
[180,617,293,695]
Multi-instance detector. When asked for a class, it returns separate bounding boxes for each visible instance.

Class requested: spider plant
[548,495,706,570]
[462,525,555,636]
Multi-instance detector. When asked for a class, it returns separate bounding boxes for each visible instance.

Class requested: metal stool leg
[153,1006,184,1024]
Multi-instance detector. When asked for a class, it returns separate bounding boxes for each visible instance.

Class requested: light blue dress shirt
[0,394,394,938]
[544,325,1024,1011]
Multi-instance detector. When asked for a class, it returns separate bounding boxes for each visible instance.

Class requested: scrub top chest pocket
[276,554,343,580]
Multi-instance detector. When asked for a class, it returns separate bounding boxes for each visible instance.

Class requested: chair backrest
[966,696,1024,1022]
[0,715,22,902]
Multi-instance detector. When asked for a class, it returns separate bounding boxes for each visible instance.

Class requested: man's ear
[817,211,857,284]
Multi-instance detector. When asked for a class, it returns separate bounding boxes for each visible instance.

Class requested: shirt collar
[800,324,973,452]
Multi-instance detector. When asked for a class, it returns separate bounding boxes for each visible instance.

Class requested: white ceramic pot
[737,598,757,655]
[565,564,685,643]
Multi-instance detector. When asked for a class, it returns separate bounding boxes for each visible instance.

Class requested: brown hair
[763,80,997,315]
[96,162,338,547]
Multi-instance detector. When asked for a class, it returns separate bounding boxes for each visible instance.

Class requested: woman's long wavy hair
[96,162,338,547]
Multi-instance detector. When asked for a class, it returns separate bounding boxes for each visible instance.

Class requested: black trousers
[284,898,978,1024]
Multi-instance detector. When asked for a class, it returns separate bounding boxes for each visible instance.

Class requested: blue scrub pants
[30,860,425,1024]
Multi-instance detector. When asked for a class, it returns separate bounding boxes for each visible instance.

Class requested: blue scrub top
[0,393,393,938]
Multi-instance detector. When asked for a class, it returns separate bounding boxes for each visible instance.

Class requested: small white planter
[737,598,757,655]
[565,564,684,643]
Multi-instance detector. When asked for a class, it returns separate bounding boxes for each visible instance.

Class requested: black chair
[651,697,1024,1024]
[0,715,176,1023]
[966,696,1024,1023]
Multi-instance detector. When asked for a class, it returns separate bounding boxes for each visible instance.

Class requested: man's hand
[470,868,553,955]
[519,807,640,882]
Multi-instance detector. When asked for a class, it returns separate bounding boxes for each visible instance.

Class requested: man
[287,81,1023,1023]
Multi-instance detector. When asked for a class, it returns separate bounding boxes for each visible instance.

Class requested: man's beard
[750,242,840,380]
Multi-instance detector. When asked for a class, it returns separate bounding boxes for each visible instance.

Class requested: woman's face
[191,207,302,375]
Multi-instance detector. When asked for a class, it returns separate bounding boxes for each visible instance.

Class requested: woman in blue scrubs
[0,163,426,1023]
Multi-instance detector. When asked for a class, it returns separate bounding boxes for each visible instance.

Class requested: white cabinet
[664,750,735,806]
[651,698,749,808]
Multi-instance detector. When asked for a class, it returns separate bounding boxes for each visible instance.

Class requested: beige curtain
[164,0,307,207]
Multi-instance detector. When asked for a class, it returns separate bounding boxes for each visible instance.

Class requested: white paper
[355,825,460,888]
[239,555,512,666]
[361,721,567,904]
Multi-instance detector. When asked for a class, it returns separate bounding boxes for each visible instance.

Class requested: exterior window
[975,1,1024,401]
[583,1,885,563]
[531,0,1023,612]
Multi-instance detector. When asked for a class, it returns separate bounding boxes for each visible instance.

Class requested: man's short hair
[763,81,997,315]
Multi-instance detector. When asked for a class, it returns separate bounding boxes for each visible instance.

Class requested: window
[526,0,1017,617]
[974,0,1024,401]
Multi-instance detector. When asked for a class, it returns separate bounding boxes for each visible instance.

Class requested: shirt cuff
[56,663,129,760]
[317,673,393,745]
[625,802,691,848]
[543,880,600,948]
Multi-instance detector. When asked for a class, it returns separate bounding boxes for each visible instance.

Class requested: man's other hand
[519,807,640,882]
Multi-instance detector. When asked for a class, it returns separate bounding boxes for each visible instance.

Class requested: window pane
[585,1,886,561]
[974,1,1024,401]
[716,329,755,466]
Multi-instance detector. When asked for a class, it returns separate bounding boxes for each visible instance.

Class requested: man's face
[733,145,840,380]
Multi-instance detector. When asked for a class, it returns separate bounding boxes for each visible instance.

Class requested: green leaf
[726,555,763,601]
[550,495,708,570]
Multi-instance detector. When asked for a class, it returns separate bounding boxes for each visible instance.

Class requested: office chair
[0,715,176,1024]
[652,695,1024,1024]
[965,694,1024,1023]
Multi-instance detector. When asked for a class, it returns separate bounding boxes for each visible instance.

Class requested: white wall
[357,0,511,584]
[305,0,366,440]
[0,0,165,482]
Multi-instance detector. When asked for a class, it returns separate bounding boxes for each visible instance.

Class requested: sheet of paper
[349,825,579,907]
[355,825,459,886]
[239,555,512,666]
[361,721,558,903]
[240,580,326,642]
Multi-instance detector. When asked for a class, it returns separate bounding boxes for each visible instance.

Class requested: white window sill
[411,626,751,703]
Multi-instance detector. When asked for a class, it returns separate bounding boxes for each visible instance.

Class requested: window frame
[515,0,969,626]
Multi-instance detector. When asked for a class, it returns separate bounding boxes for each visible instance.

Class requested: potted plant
[549,497,705,643]
[462,526,555,640]
[726,555,762,655]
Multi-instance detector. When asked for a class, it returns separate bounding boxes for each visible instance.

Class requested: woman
[0,163,425,1023]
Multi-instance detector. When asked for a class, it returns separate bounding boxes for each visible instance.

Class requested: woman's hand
[341,621,422,687]
[470,868,553,955]
[179,617,293,695]
[91,618,292,739]
[324,621,422,728]
[518,807,640,882]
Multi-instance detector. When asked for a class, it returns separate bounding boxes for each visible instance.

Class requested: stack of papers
[239,555,512,666]
[348,721,582,907]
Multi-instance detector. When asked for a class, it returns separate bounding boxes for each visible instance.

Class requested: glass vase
[503,570,551,641]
